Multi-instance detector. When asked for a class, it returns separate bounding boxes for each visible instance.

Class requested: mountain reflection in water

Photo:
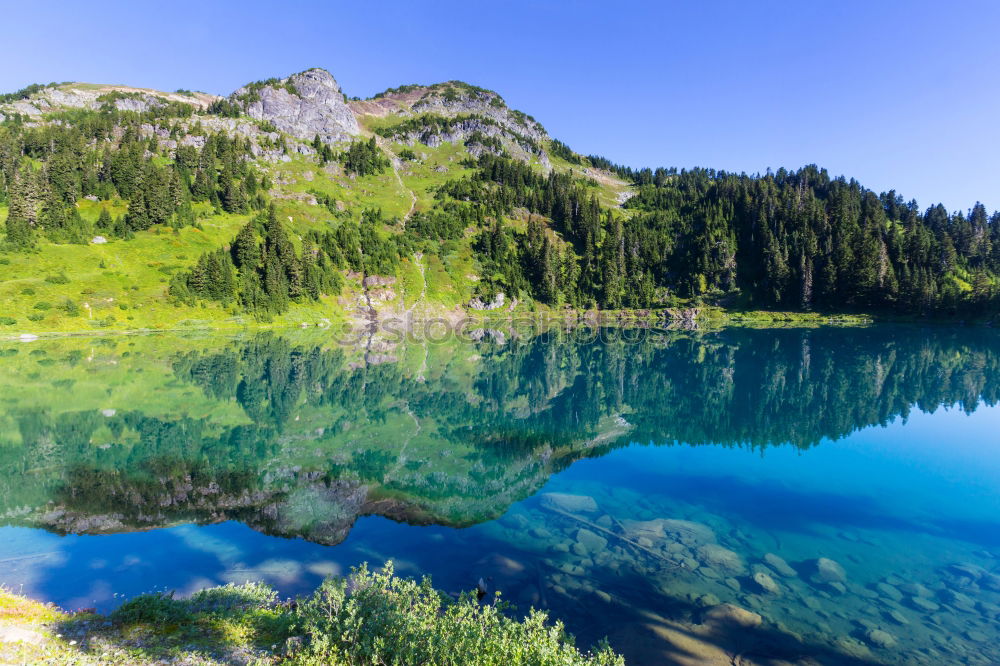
[1,324,999,665]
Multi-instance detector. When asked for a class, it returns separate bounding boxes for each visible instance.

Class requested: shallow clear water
[1,325,999,664]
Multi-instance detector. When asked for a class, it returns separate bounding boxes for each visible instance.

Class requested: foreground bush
[294,562,623,666]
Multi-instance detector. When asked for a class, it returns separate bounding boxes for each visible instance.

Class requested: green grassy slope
[0,81,636,337]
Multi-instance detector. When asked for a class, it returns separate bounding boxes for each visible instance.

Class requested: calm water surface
[1,325,999,665]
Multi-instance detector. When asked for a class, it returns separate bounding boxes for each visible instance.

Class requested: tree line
[430,153,999,314]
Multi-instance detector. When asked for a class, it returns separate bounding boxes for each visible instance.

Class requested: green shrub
[0,316,16,325]
[189,581,277,613]
[20,287,35,295]
[295,562,623,666]
[27,313,44,322]
[33,301,52,310]
[110,592,190,626]
[61,299,81,316]
[44,273,70,284]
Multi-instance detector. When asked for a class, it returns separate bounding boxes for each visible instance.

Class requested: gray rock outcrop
[469,292,506,310]
[235,68,359,143]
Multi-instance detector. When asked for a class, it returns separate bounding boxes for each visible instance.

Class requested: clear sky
[3,0,998,212]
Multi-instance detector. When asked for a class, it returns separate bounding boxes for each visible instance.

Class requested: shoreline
[1,305,991,341]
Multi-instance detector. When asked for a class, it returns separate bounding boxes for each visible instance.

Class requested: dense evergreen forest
[444,154,1000,314]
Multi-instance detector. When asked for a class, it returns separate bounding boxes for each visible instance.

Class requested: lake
[1,323,999,665]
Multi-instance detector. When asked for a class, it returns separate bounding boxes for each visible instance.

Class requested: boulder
[875,582,903,602]
[886,609,910,625]
[539,492,598,514]
[899,582,932,597]
[702,603,762,629]
[753,571,782,595]
[811,557,847,584]
[981,572,1000,592]
[660,519,716,545]
[909,596,940,612]
[621,519,665,541]
[866,629,897,649]
[697,544,746,574]
[763,553,797,577]
[575,528,608,554]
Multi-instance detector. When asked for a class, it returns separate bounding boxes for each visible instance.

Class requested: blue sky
[3,0,998,212]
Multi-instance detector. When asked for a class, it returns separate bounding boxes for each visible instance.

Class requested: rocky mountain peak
[232,68,360,143]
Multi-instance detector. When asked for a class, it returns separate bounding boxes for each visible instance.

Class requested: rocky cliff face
[234,68,360,143]
[411,85,547,143]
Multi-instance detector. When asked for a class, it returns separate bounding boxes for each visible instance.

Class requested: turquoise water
[1,325,999,664]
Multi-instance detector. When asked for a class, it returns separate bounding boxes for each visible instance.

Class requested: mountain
[0,68,997,335]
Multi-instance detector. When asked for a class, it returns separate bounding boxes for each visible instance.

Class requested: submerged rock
[574,528,607,554]
[697,544,746,574]
[763,553,797,577]
[899,582,932,598]
[620,517,716,546]
[875,582,903,602]
[753,571,782,595]
[696,593,721,607]
[660,519,716,545]
[946,562,987,579]
[981,572,1000,592]
[702,603,762,629]
[621,519,665,540]
[539,493,598,514]
[886,609,910,625]
[909,596,940,612]
[811,557,847,584]
[940,589,977,612]
[866,628,897,649]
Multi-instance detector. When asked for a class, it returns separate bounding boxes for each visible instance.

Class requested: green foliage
[0,316,16,325]
[339,137,389,176]
[206,98,242,117]
[189,581,277,613]
[171,206,344,317]
[295,562,623,666]
[110,591,191,626]
[371,83,424,99]
[0,82,51,103]
[61,299,80,316]
[4,215,34,249]
[45,274,70,284]
[549,139,582,165]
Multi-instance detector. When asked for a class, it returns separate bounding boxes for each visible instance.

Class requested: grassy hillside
[0,78,634,336]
